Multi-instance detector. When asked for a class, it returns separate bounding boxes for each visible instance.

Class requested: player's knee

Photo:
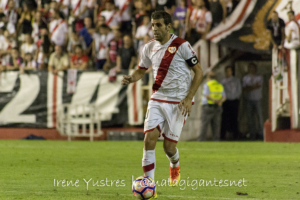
[144,133,156,150]
[163,145,176,157]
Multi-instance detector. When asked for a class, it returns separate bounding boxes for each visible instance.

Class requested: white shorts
[144,100,187,143]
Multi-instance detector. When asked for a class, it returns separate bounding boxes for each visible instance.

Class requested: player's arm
[179,62,203,116]
[179,42,203,117]
[122,44,151,85]
[121,68,146,85]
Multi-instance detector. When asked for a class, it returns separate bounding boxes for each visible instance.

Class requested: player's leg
[163,139,181,186]
[162,104,185,186]
[142,128,160,180]
[143,101,164,181]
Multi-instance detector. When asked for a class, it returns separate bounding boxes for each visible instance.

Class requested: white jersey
[49,19,68,46]
[115,0,132,21]
[101,10,120,28]
[71,0,86,16]
[56,0,69,17]
[94,32,114,60]
[138,34,199,103]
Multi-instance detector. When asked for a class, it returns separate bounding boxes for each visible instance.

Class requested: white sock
[166,148,179,168]
[142,149,156,180]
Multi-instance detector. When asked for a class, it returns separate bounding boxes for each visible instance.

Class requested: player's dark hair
[151,11,172,26]
[287,10,295,15]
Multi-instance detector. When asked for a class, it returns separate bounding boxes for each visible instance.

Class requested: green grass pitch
[0,140,299,200]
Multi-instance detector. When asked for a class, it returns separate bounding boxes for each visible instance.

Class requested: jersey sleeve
[179,41,199,67]
[138,44,152,70]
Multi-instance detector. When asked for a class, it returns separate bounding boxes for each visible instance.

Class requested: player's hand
[179,97,192,117]
[121,75,133,85]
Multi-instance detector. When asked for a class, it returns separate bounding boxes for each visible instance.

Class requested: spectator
[47,1,57,22]
[209,0,226,27]
[5,47,23,70]
[242,63,264,140]
[105,28,123,70]
[92,24,114,70]
[156,0,176,14]
[48,45,69,74]
[142,0,152,11]
[133,0,148,29]
[135,15,153,50]
[101,0,121,29]
[96,15,106,31]
[0,13,16,38]
[185,0,196,40]
[284,10,300,50]
[188,0,212,45]
[266,11,285,49]
[36,29,50,69]
[4,0,18,26]
[115,0,133,34]
[220,66,241,140]
[173,17,185,38]
[85,0,97,20]
[0,29,16,66]
[49,9,68,47]
[198,71,226,141]
[20,33,37,58]
[18,1,33,35]
[70,44,88,70]
[20,52,37,73]
[55,0,70,19]
[79,16,95,55]
[174,0,187,22]
[67,31,87,57]
[138,34,151,59]
[32,10,48,43]
[70,0,88,21]
[0,0,19,13]
[116,34,137,71]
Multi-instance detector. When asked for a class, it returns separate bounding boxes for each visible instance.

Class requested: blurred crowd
[267,10,300,50]
[0,0,240,74]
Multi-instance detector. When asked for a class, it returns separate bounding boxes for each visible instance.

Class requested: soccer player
[122,11,203,198]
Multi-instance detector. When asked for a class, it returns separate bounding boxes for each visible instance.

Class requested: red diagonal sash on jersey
[152,37,186,93]
[98,42,105,51]
[73,0,82,13]
[97,0,109,19]
[4,0,8,10]
[51,20,65,36]
[106,11,117,26]
[119,0,131,17]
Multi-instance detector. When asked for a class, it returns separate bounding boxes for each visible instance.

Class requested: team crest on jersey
[168,47,177,54]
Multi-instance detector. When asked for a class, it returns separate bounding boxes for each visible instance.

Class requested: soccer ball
[132,176,156,199]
